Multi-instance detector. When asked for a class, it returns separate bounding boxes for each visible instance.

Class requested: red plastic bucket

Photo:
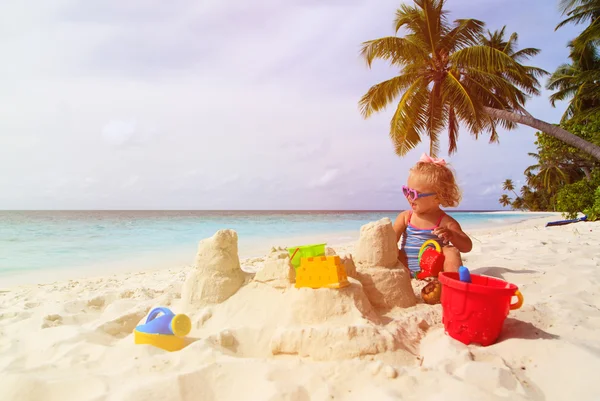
[438,272,524,346]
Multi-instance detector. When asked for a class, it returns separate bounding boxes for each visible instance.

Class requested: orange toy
[414,240,445,280]
[295,255,350,289]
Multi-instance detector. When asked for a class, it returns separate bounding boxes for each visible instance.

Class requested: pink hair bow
[419,153,446,166]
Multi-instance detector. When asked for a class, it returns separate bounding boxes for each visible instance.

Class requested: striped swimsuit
[400,212,445,273]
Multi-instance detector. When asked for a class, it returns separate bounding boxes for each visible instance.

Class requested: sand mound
[282,281,376,325]
[270,324,397,360]
[352,218,416,309]
[188,238,424,361]
[354,218,398,268]
[355,266,416,309]
[269,285,439,360]
[252,248,295,289]
[269,281,397,360]
[181,230,246,307]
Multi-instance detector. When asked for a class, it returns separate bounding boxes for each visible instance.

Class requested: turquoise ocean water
[0,211,544,279]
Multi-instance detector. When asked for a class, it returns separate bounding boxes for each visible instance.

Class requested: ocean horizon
[0,210,551,283]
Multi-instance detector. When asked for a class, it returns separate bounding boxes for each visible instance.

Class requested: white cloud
[121,175,140,190]
[309,169,340,188]
[102,120,137,147]
[481,183,502,196]
[101,119,159,148]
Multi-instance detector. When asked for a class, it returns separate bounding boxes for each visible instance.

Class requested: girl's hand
[433,227,453,244]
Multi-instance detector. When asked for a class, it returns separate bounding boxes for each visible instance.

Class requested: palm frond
[489,123,500,143]
[447,106,459,154]
[389,77,429,156]
[442,71,484,134]
[442,19,485,51]
[462,68,526,109]
[511,47,542,62]
[358,73,420,118]
[451,45,527,73]
[425,80,448,157]
[360,36,428,68]
[548,86,579,106]
[556,0,600,29]
[571,18,600,50]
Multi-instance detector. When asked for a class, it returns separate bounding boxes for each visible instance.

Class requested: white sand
[1,214,600,401]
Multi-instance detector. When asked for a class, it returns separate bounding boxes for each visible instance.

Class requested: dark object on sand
[545,215,587,227]
[421,279,442,305]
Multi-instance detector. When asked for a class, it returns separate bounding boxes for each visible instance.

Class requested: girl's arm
[434,218,473,253]
[392,211,409,243]
[393,211,410,269]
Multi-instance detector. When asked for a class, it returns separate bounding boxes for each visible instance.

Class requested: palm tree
[498,194,512,207]
[359,0,600,160]
[502,179,520,199]
[502,178,532,210]
[547,42,600,121]
[525,170,540,189]
[524,152,571,190]
[511,196,526,210]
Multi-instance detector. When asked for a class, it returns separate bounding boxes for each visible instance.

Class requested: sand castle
[181,229,247,307]
[180,218,427,360]
[352,218,416,310]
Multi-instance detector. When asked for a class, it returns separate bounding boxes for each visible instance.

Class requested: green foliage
[537,114,600,166]
[552,1,600,120]
[555,170,600,219]
[499,112,600,214]
[556,0,600,56]
[583,187,600,221]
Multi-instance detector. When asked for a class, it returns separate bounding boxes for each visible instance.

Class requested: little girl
[393,154,472,273]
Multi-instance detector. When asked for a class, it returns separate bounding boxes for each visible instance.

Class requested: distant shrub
[583,187,600,221]
[555,170,600,220]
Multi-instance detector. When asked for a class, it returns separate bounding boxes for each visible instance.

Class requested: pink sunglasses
[402,185,435,201]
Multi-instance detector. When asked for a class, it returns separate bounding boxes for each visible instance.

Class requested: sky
[0,0,581,210]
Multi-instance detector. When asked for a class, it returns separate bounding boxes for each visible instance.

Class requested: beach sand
[1,214,599,401]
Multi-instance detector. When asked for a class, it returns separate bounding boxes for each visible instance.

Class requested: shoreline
[1,212,558,289]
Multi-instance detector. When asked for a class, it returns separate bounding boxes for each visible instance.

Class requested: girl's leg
[442,246,462,272]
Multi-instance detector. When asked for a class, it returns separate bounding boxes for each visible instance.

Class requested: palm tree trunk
[483,107,600,161]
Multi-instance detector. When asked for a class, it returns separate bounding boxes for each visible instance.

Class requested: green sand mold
[287,243,326,269]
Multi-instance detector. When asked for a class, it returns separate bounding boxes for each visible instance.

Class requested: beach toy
[134,307,192,352]
[287,243,326,269]
[458,266,471,283]
[421,279,442,305]
[546,215,587,227]
[295,255,350,289]
[414,239,445,280]
[438,271,524,346]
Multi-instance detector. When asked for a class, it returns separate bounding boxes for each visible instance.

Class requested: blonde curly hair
[410,160,462,208]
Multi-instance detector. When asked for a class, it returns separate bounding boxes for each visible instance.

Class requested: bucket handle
[418,239,441,263]
[146,307,174,323]
[510,290,524,310]
[290,247,300,262]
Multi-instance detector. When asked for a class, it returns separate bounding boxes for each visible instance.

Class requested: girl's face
[405,173,440,213]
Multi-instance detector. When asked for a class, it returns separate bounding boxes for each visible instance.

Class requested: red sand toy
[438,271,524,346]
[414,239,445,280]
